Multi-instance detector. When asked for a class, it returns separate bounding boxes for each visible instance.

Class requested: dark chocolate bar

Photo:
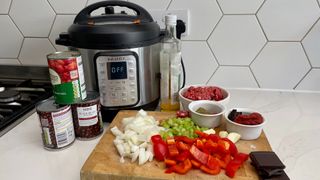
[250,151,285,169]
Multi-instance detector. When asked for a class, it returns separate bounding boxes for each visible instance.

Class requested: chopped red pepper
[190,159,201,168]
[206,155,220,170]
[195,130,209,138]
[200,165,221,175]
[175,150,190,162]
[221,138,238,156]
[151,135,168,161]
[174,136,194,144]
[189,145,209,165]
[225,153,249,178]
[170,158,192,174]
[207,134,220,142]
[164,158,177,167]
[225,160,242,178]
[196,139,204,150]
[176,141,190,151]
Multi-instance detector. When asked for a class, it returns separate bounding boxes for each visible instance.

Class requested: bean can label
[71,91,103,140]
[36,99,75,150]
[47,51,86,104]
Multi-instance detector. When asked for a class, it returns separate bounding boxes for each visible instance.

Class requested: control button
[129,75,135,80]
[130,90,135,94]
[111,92,117,97]
[128,62,134,67]
[122,86,126,90]
[129,82,135,86]
[122,98,127,102]
[121,81,126,84]
[131,97,136,101]
[129,68,135,73]
[115,87,122,91]
[115,81,121,84]
[109,86,114,91]
[121,92,127,97]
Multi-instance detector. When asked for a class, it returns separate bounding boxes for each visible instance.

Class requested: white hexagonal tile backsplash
[257,0,320,41]
[49,15,76,51]
[208,15,266,66]
[296,69,320,90]
[251,42,311,89]
[9,0,55,37]
[0,0,320,91]
[169,0,222,40]
[19,38,56,66]
[217,0,264,14]
[0,0,11,14]
[0,15,23,58]
[48,0,87,14]
[128,0,170,10]
[208,66,258,88]
[302,19,320,68]
[181,41,218,85]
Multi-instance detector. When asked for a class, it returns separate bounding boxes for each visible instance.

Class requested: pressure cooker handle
[74,1,154,24]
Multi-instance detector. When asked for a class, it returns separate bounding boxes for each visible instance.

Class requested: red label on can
[48,58,78,83]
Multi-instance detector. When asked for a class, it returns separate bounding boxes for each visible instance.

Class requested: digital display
[107,61,127,80]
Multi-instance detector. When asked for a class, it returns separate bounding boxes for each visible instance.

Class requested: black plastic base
[101,99,159,122]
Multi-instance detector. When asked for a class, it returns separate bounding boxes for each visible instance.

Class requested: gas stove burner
[0,90,21,103]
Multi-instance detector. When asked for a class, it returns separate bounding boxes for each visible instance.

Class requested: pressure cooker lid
[57,1,162,49]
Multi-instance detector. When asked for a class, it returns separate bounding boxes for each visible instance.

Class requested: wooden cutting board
[81,110,272,180]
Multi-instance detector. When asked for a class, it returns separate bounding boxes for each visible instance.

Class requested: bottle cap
[165,14,177,26]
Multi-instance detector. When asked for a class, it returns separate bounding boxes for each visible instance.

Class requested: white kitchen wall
[0,0,320,91]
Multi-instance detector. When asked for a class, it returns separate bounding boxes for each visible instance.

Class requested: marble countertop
[0,88,319,180]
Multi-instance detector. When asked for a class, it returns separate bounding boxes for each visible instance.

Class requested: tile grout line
[8,0,13,14]
[166,0,173,10]
[215,0,224,15]
[205,14,223,42]
[48,14,57,38]
[249,65,261,88]
[255,14,269,42]
[300,16,320,42]
[249,41,267,67]
[256,0,266,14]
[46,0,57,15]
[16,38,25,65]
[300,42,314,70]
[317,0,320,8]
[293,67,312,90]
[293,43,314,89]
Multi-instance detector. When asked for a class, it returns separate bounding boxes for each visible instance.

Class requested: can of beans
[71,91,103,140]
[36,98,75,150]
[47,51,86,104]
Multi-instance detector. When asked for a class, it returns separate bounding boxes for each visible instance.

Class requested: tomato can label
[47,51,87,104]
[36,98,75,150]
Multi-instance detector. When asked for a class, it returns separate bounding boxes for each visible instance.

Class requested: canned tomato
[47,51,86,104]
[36,98,75,150]
[71,91,103,140]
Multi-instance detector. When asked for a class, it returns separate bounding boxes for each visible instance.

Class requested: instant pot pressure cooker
[56,1,163,121]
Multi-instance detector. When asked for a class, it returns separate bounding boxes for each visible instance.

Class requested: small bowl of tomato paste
[225,108,266,140]
[179,85,230,111]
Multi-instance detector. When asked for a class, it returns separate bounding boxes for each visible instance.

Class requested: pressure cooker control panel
[95,52,139,107]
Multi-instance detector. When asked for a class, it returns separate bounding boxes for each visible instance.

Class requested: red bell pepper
[206,155,220,170]
[176,141,190,151]
[189,145,209,165]
[195,130,209,138]
[151,135,168,161]
[207,134,220,142]
[195,139,204,150]
[175,150,190,162]
[221,138,238,156]
[190,159,201,168]
[200,165,220,175]
[164,158,177,167]
[166,137,179,157]
[174,136,194,144]
[170,158,192,174]
[225,153,249,178]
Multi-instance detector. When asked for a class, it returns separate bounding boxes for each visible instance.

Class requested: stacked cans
[36,51,103,150]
